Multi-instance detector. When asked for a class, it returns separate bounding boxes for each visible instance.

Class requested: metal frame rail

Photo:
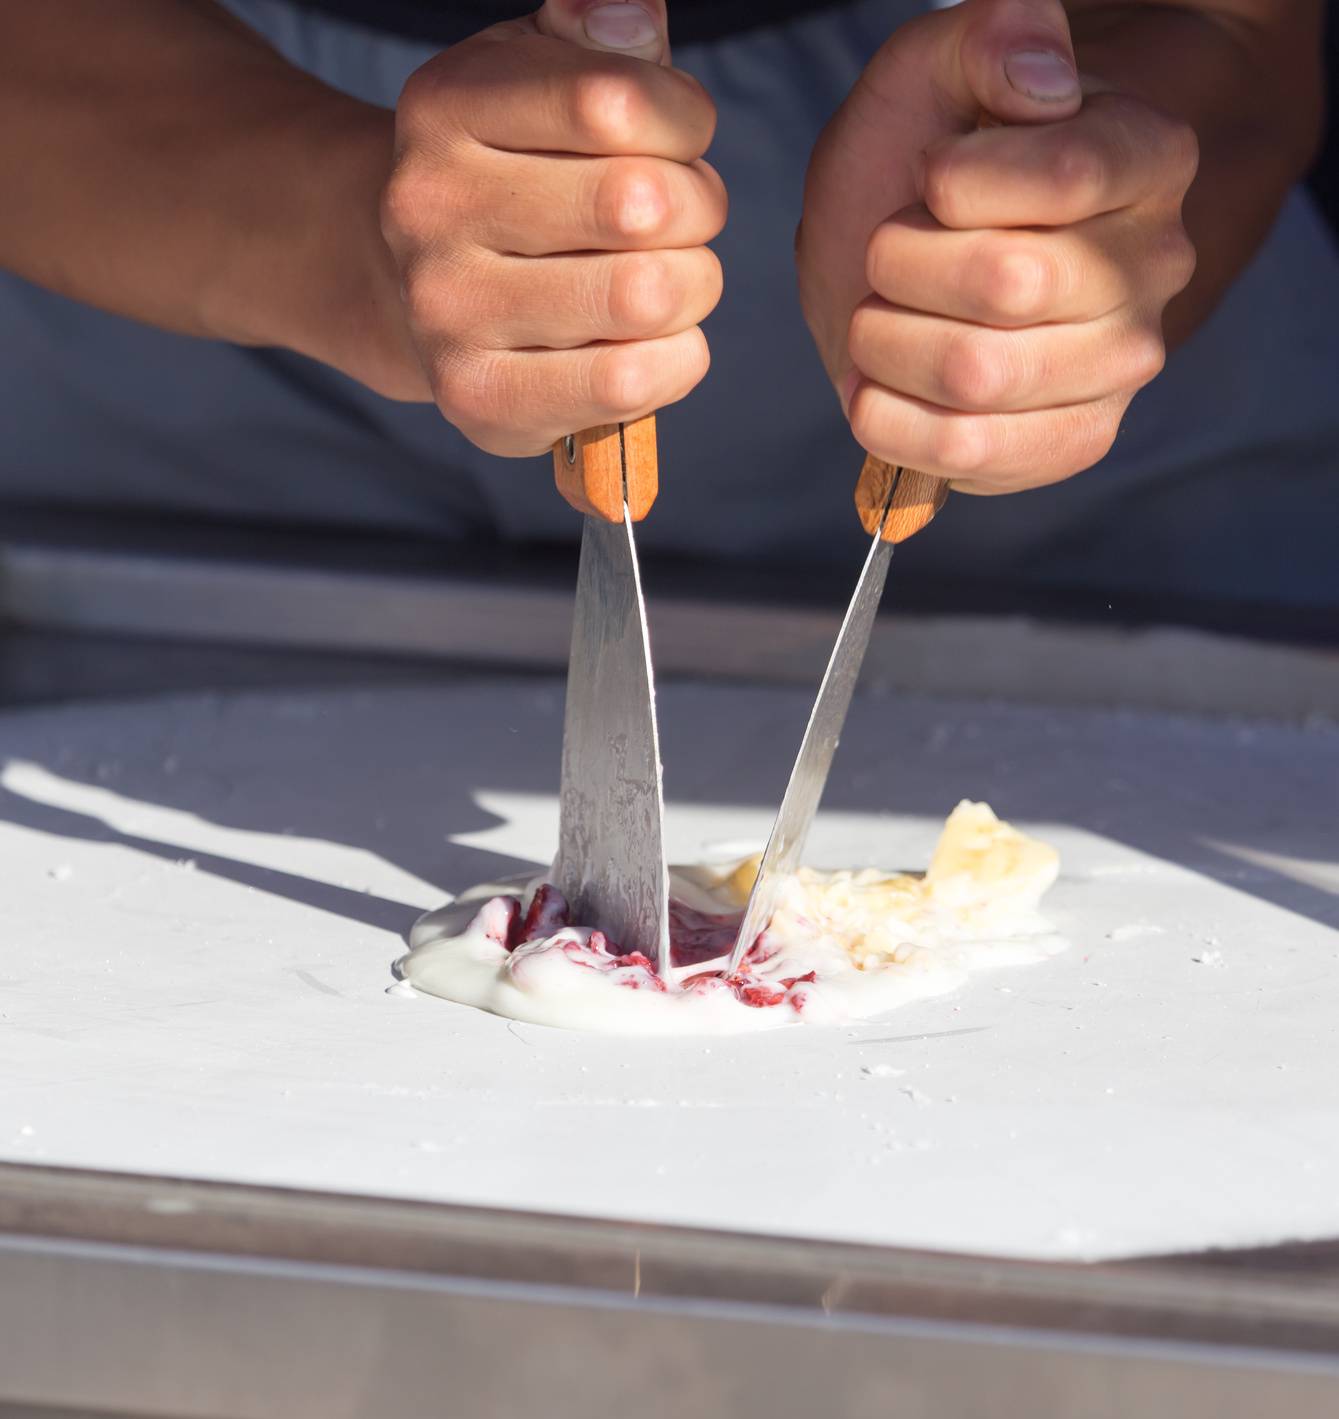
[1,519,1336,718]
[1,1163,1337,1418]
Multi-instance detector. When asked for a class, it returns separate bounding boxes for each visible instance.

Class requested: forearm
[1066,0,1324,345]
[0,0,417,393]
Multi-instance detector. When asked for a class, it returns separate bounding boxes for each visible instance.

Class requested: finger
[431,328,711,456]
[849,298,1165,413]
[866,206,1165,327]
[920,94,1199,230]
[847,378,1126,492]
[471,151,727,255]
[877,0,1080,130]
[536,0,669,64]
[428,247,723,350]
[954,0,1081,121]
[408,31,715,161]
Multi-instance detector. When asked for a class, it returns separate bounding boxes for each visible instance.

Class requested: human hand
[379,0,725,455]
[797,0,1197,493]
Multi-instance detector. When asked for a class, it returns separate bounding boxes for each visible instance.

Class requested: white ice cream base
[400,802,1066,1035]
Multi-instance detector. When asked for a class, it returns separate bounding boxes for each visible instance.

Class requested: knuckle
[1081,432,1119,473]
[864,223,900,297]
[396,60,448,126]
[1048,135,1106,210]
[847,387,887,460]
[1058,400,1124,475]
[698,247,725,315]
[397,258,439,325]
[380,161,437,245]
[920,148,968,227]
[570,67,649,151]
[592,345,655,416]
[931,415,992,476]
[1167,120,1200,189]
[846,299,884,371]
[399,252,476,339]
[669,67,717,147]
[609,252,676,334]
[865,209,937,294]
[395,57,471,147]
[972,239,1051,324]
[432,348,505,430]
[596,160,670,242]
[694,159,730,240]
[1163,226,1197,293]
[939,330,1013,410]
[669,327,712,399]
[1125,327,1166,388]
[459,421,517,457]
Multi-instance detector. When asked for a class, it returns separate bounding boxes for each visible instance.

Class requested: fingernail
[584,3,660,50]
[1004,50,1080,103]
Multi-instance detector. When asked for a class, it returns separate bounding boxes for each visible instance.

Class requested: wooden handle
[553,415,658,523]
[854,455,949,544]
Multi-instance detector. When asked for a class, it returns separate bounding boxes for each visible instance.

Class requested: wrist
[201,93,429,401]
[297,102,432,400]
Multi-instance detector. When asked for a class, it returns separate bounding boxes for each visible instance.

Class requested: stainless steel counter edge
[1,1163,1337,1419]
[3,542,1337,718]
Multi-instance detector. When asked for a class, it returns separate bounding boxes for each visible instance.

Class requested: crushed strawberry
[500,884,761,967]
[481,884,807,1010]
[681,967,816,1011]
[516,883,572,947]
[559,937,603,968]
[537,929,669,992]
[613,956,669,993]
[612,948,658,974]
[682,971,731,996]
[734,981,788,1008]
[781,971,818,989]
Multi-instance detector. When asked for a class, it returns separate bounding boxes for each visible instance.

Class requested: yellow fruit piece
[702,802,1056,967]
[722,853,763,906]
[925,801,1058,911]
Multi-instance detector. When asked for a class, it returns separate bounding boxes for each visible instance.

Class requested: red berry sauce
[485,883,807,1014]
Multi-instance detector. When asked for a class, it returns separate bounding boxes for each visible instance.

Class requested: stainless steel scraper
[550,417,670,975]
[728,458,947,972]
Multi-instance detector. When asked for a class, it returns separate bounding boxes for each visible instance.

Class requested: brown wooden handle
[854,455,949,544]
[553,415,658,524]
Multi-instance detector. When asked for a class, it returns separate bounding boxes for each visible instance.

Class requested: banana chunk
[723,852,764,906]
[923,800,1059,927]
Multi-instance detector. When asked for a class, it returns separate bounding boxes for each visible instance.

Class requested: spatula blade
[728,527,894,972]
[552,507,669,974]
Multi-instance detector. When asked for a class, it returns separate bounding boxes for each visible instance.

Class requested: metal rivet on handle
[563,434,577,465]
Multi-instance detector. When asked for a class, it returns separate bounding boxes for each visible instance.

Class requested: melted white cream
[400,802,1064,1035]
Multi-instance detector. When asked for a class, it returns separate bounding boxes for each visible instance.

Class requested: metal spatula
[550,416,670,975]
[728,457,947,971]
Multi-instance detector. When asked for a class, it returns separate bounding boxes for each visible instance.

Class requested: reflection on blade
[728,511,896,973]
[552,507,670,975]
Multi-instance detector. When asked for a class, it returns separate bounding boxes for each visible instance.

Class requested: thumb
[535,0,670,64]
[942,0,1081,124]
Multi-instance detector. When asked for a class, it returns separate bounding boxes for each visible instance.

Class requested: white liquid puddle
[401,802,1066,1036]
